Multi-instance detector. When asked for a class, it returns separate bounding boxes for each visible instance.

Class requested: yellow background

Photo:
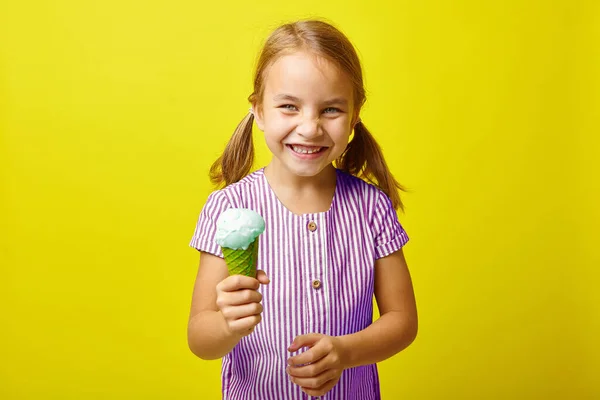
[1,0,598,399]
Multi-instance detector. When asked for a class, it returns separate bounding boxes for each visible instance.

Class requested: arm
[338,247,418,368]
[187,252,240,360]
[286,248,417,396]
[287,190,415,396]
[187,252,269,360]
[187,189,272,359]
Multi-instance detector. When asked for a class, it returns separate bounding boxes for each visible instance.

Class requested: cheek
[327,121,352,143]
[264,114,294,136]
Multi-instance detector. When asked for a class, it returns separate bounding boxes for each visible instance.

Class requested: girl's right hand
[215,270,270,337]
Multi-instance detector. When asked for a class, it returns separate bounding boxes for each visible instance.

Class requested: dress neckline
[258,167,339,218]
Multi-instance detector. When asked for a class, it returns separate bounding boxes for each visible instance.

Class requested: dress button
[312,279,322,289]
[307,221,317,232]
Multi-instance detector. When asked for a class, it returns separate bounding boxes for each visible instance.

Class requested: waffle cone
[222,238,259,278]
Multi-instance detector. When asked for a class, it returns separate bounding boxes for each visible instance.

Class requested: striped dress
[190,167,409,400]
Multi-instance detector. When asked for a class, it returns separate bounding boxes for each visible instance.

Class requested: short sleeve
[189,190,231,258]
[371,190,410,259]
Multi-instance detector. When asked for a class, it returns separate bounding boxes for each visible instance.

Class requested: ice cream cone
[222,237,259,278]
[216,208,265,278]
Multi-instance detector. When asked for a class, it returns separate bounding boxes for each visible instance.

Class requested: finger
[291,368,338,390]
[218,274,260,292]
[228,314,262,333]
[256,270,270,285]
[288,333,323,353]
[222,302,263,321]
[302,377,338,397]
[229,288,264,306]
[288,340,328,367]
[287,352,332,378]
[216,289,262,310]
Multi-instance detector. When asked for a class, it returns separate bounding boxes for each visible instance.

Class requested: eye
[323,107,342,114]
[279,104,298,111]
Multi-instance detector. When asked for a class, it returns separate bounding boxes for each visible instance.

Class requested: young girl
[188,19,418,400]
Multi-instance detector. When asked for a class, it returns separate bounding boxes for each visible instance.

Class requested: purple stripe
[189,168,409,399]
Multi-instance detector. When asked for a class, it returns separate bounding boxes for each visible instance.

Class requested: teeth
[291,145,322,154]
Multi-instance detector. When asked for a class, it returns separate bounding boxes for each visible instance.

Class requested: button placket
[306,219,323,290]
[305,215,326,336]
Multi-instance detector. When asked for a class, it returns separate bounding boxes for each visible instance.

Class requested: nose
[295,114,322,139]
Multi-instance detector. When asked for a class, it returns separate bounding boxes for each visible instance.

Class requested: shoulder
[335,169,390,210]
[210,169,264,208]
[201,188,230,215]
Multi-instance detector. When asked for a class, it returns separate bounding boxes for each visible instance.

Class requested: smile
[287,144,327,154]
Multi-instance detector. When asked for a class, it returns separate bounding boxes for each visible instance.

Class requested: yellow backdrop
[1,0,598,399]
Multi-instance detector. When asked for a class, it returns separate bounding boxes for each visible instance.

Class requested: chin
[286,163,331,178]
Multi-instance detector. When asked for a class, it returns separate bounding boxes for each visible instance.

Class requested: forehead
[262,51,353,102]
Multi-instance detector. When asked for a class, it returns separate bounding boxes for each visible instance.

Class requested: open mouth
[287,144,327,154]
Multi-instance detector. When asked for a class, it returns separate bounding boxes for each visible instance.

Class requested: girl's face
[254,51,358,179]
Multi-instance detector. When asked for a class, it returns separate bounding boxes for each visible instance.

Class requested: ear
[253,103,265,131]
[351,111,361,128]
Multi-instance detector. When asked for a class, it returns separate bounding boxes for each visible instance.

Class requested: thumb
[256,270,270,285]
[288,333,323,352]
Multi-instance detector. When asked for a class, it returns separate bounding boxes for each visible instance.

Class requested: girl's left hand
[286,333,348,397]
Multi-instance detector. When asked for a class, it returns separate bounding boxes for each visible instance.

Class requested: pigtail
[209,112,255,187]
[337,121,406,211]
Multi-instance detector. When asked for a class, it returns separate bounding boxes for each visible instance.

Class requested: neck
[263,159,337,215]
[264,160,336,192]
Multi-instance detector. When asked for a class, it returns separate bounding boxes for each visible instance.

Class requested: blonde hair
[210,19,407,211]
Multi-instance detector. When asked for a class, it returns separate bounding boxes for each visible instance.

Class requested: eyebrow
[273,94,301,102]
[272,94,349,107]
